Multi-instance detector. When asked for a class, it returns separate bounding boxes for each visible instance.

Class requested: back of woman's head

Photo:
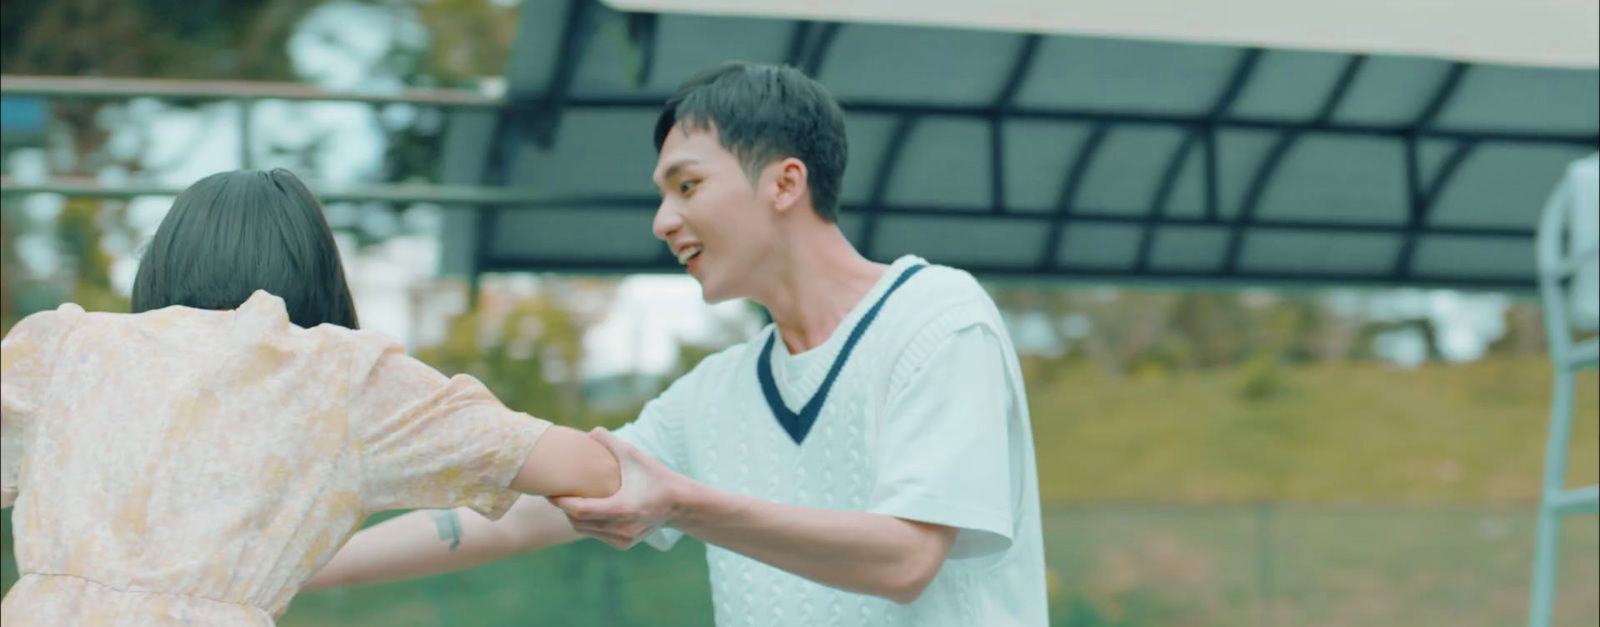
[131,169,360,329]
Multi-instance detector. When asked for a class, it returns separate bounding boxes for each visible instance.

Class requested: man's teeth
[676,246,702,264]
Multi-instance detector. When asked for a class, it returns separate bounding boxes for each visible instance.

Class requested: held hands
[549,428,691,550]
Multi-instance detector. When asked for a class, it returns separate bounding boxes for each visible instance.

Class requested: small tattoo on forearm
[431,510,463,551]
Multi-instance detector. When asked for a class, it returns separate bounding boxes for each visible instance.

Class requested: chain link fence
[277,504,1597,626]
[3,504,1595,626]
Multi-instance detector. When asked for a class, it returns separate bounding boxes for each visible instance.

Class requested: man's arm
[308,366,696,592]
[304,495,582,591]
[555,323,1017,605]
[554,431,959,605]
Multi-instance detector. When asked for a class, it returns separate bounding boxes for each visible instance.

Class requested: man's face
[651,123,776,303]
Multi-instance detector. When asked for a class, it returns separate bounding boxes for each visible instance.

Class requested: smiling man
[306,61,1048,627]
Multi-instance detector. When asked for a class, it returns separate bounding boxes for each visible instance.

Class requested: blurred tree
[56,197,130,314]
[1353,317,1444,362]
[986,284,1414,380]
[1299,297,1367,362]
[0,195,130,326]
[414,276,624,428]
[1168,293,1252,369]
[1067,290,1180,379]
[1,0,321,174]
[1487,299,1548,357]
[1,0,328,321]
[415,0,520,85]
[1,0,315,79]
[381,0,521,184]
[0,0,536,323]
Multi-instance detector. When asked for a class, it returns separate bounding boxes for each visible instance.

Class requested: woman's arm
[510,425,621,498]
[305,423,616,591]
[304,495,582,590]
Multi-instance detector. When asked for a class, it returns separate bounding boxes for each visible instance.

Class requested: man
[306,61,1048,626]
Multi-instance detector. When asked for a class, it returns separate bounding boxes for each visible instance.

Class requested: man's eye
[679,181,697,195]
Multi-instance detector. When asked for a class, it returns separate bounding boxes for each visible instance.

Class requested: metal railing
[1529,153,1600,627]
[0,74,510,202]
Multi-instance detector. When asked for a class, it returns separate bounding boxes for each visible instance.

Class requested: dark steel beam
[1037,124,1112,270]
[1210,49,1265,120]
[1388,63,1475,280]
[559,96,1598,147]
[625,12,659,88]
[1201,49,1265,222]
[989,117,1007,214]
[802,23,842,77]
[995,34,1043,113]
[1220,133,1300,271]
[1423,142,1479,202]
[518,0,600,149]
[1140,49,1264,266]
[1203,128,1221,222]
[1313,55,1370,121]
[1394,136,1426,281]
[1133,133,1201,272]
[987,34,1043,215]
[481,256,1534,292]
[434,192,1531,238]
[478,0,599,297]
[1220,55,1369,274]
[857,116,919,259]
[783,22,815,68]
[1391,140,1479,279]
[470,120,520,305]
[1412,63,1470,132]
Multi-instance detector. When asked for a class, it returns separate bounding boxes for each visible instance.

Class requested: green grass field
[1028,356,1598,504]
[3,356,1596,625]
[266,503,1598,627]
[1039,504,1597,627]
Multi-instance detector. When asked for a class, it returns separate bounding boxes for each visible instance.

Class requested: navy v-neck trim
[757,263,927,445]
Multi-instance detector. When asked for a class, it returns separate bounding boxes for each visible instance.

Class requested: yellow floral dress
[0,291,550,626]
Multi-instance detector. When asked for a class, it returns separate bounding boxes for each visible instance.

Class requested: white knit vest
[632,257,1047,627]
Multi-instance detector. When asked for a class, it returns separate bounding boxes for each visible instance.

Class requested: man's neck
[756,229,888,355]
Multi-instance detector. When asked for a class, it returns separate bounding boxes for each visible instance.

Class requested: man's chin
[699,290,734,306]
[696,281,737,306]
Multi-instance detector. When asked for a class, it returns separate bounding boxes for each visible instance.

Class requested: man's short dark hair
[131,168,360,330]
[654,61,849,222]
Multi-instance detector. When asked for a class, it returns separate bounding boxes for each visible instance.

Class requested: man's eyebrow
[658,159,701,184]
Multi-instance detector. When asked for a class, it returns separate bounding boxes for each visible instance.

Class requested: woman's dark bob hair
[130,168,360,330]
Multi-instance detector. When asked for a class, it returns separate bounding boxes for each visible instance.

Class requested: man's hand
[552,427,960,604]
[550,428,691,550]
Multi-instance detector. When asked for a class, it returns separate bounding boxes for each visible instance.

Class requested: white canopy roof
[434,0,1600,291]
[607,0,1600,69]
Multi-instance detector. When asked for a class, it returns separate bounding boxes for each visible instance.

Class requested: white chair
[1528,152,1598,627]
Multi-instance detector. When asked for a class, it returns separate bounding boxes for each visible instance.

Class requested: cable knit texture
[618,256,1049,627]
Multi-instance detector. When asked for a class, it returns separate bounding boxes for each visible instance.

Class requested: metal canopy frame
[2,0,1596,292]
[458,0,1598,290]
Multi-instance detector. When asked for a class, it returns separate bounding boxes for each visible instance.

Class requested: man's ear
[770,157,809,214]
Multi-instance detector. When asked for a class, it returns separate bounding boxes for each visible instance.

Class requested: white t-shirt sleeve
[613,369,697,552]
[868,322,1015,560]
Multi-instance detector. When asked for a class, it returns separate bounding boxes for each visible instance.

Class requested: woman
[0,169,619,625]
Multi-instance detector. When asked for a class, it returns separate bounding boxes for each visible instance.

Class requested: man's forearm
[304,496,581,591]
[670,483,955,604]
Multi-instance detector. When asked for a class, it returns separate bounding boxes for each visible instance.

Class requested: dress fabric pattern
[0,291,550,626]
